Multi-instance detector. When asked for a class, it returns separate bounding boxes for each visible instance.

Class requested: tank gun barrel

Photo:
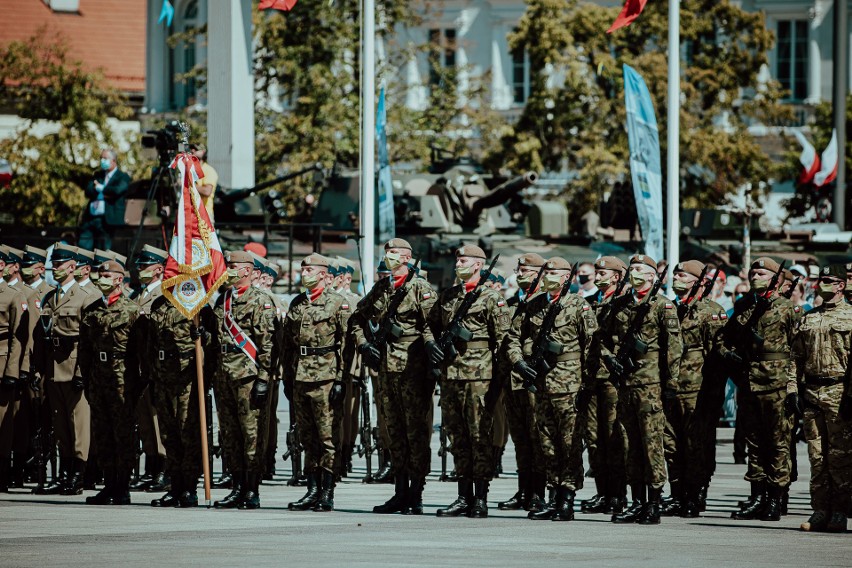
[218,162,322,203]
[469,171,537,218]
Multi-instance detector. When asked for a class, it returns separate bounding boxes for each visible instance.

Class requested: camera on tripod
[141,120,185,163]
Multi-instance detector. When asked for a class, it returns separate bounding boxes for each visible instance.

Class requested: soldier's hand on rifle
[250,379,269,410]
[190,324,209,342]
[358,342,381,368]
[71,376,86,393]
[513,360,537,384]
[329,381,345,405]
[840,395,852,422]
[784,392,801,417]
[603,355,624,377]
[721,349,744,364]
[425,340,445,366]
[23,370,39,393]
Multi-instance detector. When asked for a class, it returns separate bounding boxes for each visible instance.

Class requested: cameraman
[190,143,218,222]
[79,149,130,250]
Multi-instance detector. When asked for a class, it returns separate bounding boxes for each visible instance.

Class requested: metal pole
[743,184,753,271]
[833,0,848,229]
[665,0,681,292]
[360,0,376,291]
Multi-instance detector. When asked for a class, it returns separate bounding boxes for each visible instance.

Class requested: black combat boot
[498,472,527,510]
[680,485,700,518]
[737,481,763,509]
[239,472,261,509]
[404,477,425,515]
[111,469,132,505]
[437,480,472,517]
[373,472,408,514]
[469,480,489,518]
[151,473,181,507]
[60,458,85,495]
[86,468,115,505]
[637,487,662,525]
[178,476,199,508]
[40,458,67,495]
[698,484,708,512]
[780,485,789,515]
[313,470,336,511]
[0,457,10,492]
[526,472,547,512]
[146,456,168,493]
[800,510,829,532]
[493,446,504,477]
[214,471,245,509]
[212,456,232,489]
[759,485,782,521]
[581,476,608,513]
[373,451,393,483]
[612,485,646,523]
[10,453,26,488]
[552,487,575,522]
[288,471,320,511]
[130,455,155,491]
[732,483,766,520]
[660,481,682,517]
[529,486,556,520]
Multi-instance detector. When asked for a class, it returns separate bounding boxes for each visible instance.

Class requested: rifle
[431,255,500,379]
[438,408,451,481]
[362,259,420,371]
[721,261,787,361]
[698,267,720,302]
[783,276,802,300]
[355,370,375,483]
[677,265,710,320]
[281,397,303,486]
[609,268,667,383]
[521,263,579,393]
[513,264,547,320]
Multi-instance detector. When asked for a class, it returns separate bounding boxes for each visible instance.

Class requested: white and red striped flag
[791,129,821,184]
[814,129,838,187]
[161,152,228,319]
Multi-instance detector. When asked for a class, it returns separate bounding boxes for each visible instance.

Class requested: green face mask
[818,281,838,301]
[226,268,241,285]
[90,272,100,282]
[301,273,322,290]
[21,267,37,283]
[750,278,769,291]
[596,277,611,289]
[542,273,564,292]
[53,268,69,283]
[96,278,117,293]
[517,273,535,289]
[2,266,13,278]
[629,269,647,289]
[139,269,155,284]
[672,280,691,293]
[455,265,477,282]
[384,251,402,272]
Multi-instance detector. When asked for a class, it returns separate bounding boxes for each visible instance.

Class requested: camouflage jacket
[729,293,802,392]
[590,289,625,382]
[600,291,683,388]
[791,300,852,387]
[212,286,277,384]
[78,294,144,388]
[672,296,726,393]
[282,288,349,384]
[427,283,510,381]
[145,296,215,381]
[351,275,436,374]
[507,291,597,394]
[0,280,27,380]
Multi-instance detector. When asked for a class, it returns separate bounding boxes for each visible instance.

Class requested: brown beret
[385,238,412,251]
[545,256,571,270]
[782,269,793,281]
[595,256,627,273]
[750,257,780,273]
[674,260,705,278]
[226,251,255,265]
[629,254,656,269]
[301,253,330,268]
[456,244,486,260]
[98,260,125,275]
[517,253,546,268]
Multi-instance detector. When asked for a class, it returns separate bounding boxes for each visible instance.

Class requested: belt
[755,352,789,362]
[97,351,125,362]
[805,375,844,387]
[555,352,581,362]
[389,334,421,344]
[462,340,490,349]
[636,350,659,361]
[158,349,194,361]
[299,344,339,357]
[220,344,244,354]
[51,336,78,348]
[684,347,703,354]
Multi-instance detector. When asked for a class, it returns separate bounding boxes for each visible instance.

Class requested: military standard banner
[623,64,664,260]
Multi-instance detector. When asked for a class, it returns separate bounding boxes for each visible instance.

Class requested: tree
[0,30,140,226]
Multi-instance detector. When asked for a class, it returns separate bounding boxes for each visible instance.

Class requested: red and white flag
[259,0,297,11]
[791,130,821,184]
[814,129,838,187]
[161,152,228,319]
[607,0,648,34]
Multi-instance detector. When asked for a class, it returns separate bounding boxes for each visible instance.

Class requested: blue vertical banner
[376,87,395,242]
[622,64,664,260]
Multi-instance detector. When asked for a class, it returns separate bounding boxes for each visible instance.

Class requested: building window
[428,28,456,86]
[777,20,808,101]
[512,48,530,104]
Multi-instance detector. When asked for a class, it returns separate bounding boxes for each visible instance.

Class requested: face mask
[596,277,611,289]
[542,273,563,292]
[750,278,769,291]
[818,282,838,301]
[21,267,37,282]
[53,268,69,282]
[384,251,402,272]
[90,272,100,282]
[455,265,477,282]
[517,273,535,289]
[301,273,322,290]
[226,268,241,285]
[139,269,155,284]
[577,274,590,285]
[96,278,117,293]
[74,267,87,279]
[100,158,111,171]
[672,280,691,293]
[2,266,12,278]
[629,269,647,289]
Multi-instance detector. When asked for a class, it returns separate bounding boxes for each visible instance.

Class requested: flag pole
[665,0,680,292]
[360,0,376,292]
[193,314,212,507]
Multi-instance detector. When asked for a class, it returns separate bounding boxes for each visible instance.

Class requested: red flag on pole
[814,129,839,187]
[607,0,648,34]
[259,0,297,11]
[791,130,821,184]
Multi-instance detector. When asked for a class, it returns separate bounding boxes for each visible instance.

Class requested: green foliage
[0,30,136,226]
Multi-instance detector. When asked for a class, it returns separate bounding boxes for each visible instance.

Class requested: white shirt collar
[60,280,76,294]
[145,280,162,294]
[28,277,44,290]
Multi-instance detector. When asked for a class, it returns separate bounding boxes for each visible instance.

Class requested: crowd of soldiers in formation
[0,237,851,534]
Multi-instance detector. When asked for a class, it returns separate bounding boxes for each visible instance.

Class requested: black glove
[250,379,269,410]
[1,375,15,388]
[329,381,345,405]
[71,376,86,393]
[358,342,381,367]
[189,324,209,342]
[425,340,445,366]
[513,360,537,384]
[840,395,852,422]
[784,392,801,417]
[25,371,40,394]
[577,386,593,408]
[722,349,744,365]
[603,355,624,377]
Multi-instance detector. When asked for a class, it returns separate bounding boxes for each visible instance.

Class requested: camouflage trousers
[578,381,625,497]
[663,391,699,487]
[380,371,433,478]
[492,391,509,447]
[802,382,852,511]
[88,374,135,473]
[504,388,545,475]
[441,380,495,481]
[619,383,667,489]
[741,386,791,489]
[537,391,580,490]
[153,368,202,480]
[294,380,340,473]
[215,375,267,475]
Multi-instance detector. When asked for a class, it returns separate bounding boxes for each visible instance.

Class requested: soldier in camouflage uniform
[428,245,510,518]
[791,264,852,533]
[600,254,682,525]
[78,260,144,505]
[579,256,629,515]
[508,256,597,521]
[496,253,548,513]
[283,253,349,512]
[484,270,510,477]
[211,251,276,510]
[351,238,436,514]
[664,260,726,518]
[726,257,802,522]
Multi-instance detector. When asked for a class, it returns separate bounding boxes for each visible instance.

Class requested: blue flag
[376,87,395,242]
[159,0,175,27]
[623,64,663,260]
